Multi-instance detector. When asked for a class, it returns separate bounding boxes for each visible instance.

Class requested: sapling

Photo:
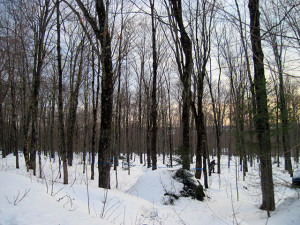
[6,188,31,205]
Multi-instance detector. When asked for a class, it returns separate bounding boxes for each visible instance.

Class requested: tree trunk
[125,84,130,175]
[75,0,114,189]
[114,57,121,171]
[169,0,192,170]
[248,0,275,212]
[168,99,173,167]
[21,53,29,169]
[96,3,113,189]
[150,0,158,170]
[28,0,53,176]
[195,121,202,179]
[91,50,100,180]
[50,78,56,160]
[147,102,152,168]
[274,40,293,176]
[138,69,143,165]
[57,0,68,185]
[66,38,84,166]
[83,74,88,173]
[8,36,19,168]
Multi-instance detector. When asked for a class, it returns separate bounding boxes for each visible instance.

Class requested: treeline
[0,0,299,212]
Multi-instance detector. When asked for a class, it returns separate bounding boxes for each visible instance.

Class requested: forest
[0,0,299,215]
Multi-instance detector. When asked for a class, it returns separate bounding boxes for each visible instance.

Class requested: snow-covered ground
[0,153,299,225]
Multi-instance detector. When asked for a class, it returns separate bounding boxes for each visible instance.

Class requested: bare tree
[150,0,158,170]
[168,0,193,170]
[206,37,227,175]
[248,0,275,212]
[132,20,149,165]
[262,0,293,176]
[65,34,85,167]
[2,2,20,168]
[57,0,68,184]
[190,0,216,186]
[74,0,114,188]
[27,0,55,175]
[220,29,249,179]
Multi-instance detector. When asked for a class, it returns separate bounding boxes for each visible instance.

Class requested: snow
[0,153,300,225]
[293,169,300,178]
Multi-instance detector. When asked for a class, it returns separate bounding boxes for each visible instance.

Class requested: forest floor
[0,153,300,225]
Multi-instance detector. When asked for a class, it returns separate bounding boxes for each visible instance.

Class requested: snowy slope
[0,153,299,225]
[0,172,109,225]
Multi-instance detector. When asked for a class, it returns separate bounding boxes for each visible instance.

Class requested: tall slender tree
[91,48,100,180]
[27,0,54,175]
[57,0,68,185]
[248,0,275,212]
[150,0,158,170]
[66,36,85,166]
[75,0,114,188]
[262,1,293,176]
[169,0,193,170]
[190,0,216,186]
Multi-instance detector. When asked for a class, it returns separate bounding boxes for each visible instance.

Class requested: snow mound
[126,169,183,204]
